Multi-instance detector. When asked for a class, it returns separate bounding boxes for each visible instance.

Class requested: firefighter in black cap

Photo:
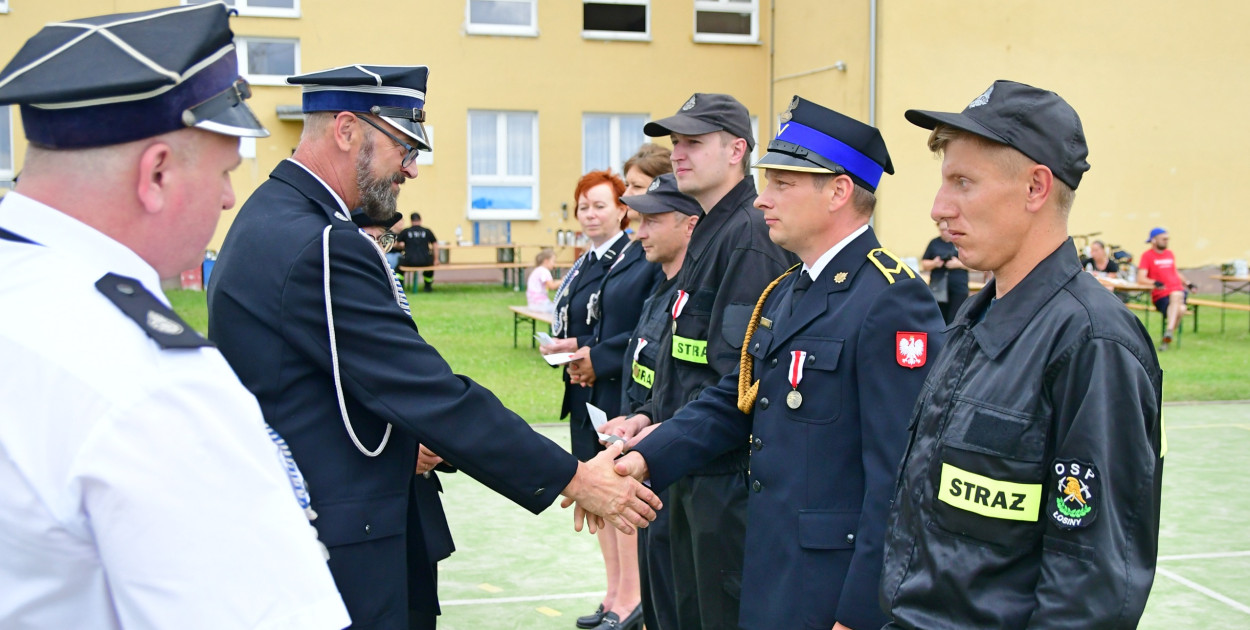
[0,3,349,627]
[879,80,1164,629]
[207,64,661,629]
[614,96,944,630]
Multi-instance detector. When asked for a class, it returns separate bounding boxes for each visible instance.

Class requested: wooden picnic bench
[508,305,553,348]
[398,262,529,291]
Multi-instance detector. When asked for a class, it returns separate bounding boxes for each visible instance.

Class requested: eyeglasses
[372,231,397,253]
[358,115,420,168]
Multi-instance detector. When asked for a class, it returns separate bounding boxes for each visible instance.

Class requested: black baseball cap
[905,80,1090,190]
[644,93,755,150]
[755,96,893,192]
[621,173,703,217]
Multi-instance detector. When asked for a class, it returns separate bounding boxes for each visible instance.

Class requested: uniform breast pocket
[930,399,1049,547]
[781,337,843,424]
[672,289,715,365]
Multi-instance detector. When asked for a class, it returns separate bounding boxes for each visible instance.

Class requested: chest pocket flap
[748,328,774,361]
[791,338,843,372]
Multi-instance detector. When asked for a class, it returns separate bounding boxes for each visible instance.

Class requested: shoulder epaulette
[95,273,213,349]
[867,247,917,285]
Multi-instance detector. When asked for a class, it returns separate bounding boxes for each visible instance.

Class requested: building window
[0,106,13,189]
[0,1,9,14]
[694,0,758,44]
[466,0,537,37]
[468,111,538,220]
[583,114,648,175]
[583,1,649,41]
[236,37,299,86]
[183,0,300,18]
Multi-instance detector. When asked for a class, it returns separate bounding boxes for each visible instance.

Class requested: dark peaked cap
[0,2,267,148]
[289,65,432,152]
[755,96,893,192]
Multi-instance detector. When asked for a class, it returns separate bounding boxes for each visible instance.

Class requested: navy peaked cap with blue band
[621,173,703,217]
[288,65,432,152]
[754,96,894,192]
[0,2,267,149]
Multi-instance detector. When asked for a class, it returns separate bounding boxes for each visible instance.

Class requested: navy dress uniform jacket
[207,160,577,630]
[587,241,663,418]
[632,228,945,630]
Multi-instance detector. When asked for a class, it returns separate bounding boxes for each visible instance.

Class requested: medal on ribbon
[787,350,807,409]
[671,289,690,334]
[633,337,648,362]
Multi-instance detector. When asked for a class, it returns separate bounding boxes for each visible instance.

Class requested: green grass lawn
[170,285,1250,406]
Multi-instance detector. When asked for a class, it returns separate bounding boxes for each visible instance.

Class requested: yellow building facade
[2,0,1247,266]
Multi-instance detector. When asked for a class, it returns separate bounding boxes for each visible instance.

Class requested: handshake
[559,415,657,535]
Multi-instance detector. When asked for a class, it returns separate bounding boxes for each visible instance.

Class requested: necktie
[789,270,813,315]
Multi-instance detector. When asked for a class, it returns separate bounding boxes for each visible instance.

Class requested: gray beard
[355,138,402,221]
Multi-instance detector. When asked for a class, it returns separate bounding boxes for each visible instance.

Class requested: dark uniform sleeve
[282,229,577,513]
[631,367,752,491]
[836,278,944,630]
[1028,336,1163,628]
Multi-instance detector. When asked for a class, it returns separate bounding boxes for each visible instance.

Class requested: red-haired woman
[543,169,660,630]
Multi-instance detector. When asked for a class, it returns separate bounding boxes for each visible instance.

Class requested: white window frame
[236,36,300,86]
[0,106,13,188]
[465,0,538,37]
[582,0,650,42]
[693,0,759,45]
[0,1,9,14]
[182,0,300,19]
[467,111,540,221]
[582,113,649,175]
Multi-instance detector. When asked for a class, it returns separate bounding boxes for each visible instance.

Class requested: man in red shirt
[1137,227,1193,349]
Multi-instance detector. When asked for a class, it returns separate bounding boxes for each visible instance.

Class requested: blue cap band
[775,120,884,188]
[302,90,424,114]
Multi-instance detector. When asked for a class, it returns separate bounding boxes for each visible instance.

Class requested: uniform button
[845,533,855,544]
[807,355,816,365]
[751,480,762,492]
[752,342,759,353]
[364,524,372,535]
[533,487,546,496]
[116,283,135,295]
[752,437,763,450]
[758,397,769,410]
[770,358,778,368]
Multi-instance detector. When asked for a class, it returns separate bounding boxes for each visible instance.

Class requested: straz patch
[671,335,708,364]
[897,332,927,368]
[938,463,1042,521]
[1050,459,1099,530]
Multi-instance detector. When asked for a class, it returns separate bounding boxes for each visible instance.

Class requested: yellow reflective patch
[632,361,655,389]
[938,463,1042,522]
[671,335,708,364]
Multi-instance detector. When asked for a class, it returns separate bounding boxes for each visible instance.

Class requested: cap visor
[381,115,431,151]
[644,113,723,138]
[752,150,833,173]
[904,109,1009,146]
[193,100,269,138]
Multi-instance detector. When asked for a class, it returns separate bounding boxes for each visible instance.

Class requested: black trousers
[668,472,748,630]
[640,487,677,630]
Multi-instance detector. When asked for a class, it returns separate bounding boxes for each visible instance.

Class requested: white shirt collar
[803,224,869,281]
[286,158,351,217]
[591,231,626,260]
[0,192,166,302]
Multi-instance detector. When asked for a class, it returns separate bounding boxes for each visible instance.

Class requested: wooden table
[508,305,553,348]
[1212,275,1250,332]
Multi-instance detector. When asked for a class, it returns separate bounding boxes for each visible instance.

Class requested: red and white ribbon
[671,290,690,321]
[633,337,648,361]
[789,350,807,389]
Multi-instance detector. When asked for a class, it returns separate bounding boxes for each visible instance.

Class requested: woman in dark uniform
[544,170,658,630]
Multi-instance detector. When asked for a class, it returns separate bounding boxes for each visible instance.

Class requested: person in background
[546,170,660,630]
[921,222,970,323]
[621,143,674,237]
[398,212,439,292]
[1138,227,1193,350]
[0,5,349,628]
[527,248,560,312]
[1083,239,1119,278]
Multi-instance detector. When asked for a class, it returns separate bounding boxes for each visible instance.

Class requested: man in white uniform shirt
[0,4,349,629]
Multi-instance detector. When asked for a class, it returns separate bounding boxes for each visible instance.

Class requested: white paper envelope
[543,352,577,366]
[586,403,625,445]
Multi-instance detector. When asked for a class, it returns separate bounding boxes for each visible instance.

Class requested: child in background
[526,249,560,312]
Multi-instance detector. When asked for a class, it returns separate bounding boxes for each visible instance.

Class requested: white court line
[1159,550,1250,562]
[441,591,603,607]
[1156,568,1250,615]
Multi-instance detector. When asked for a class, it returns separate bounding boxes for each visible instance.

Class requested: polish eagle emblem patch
[896,331,927,368]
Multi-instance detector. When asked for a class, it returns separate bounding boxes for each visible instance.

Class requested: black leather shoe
[593,604,642,630]
[576,604,606,629]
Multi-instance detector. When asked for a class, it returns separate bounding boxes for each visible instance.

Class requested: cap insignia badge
[968,86,994,108]
[779,96,799,123]
[648,179,660,192]
[681,96,697,111]
[834,271,848,284]
[146,310,185,336]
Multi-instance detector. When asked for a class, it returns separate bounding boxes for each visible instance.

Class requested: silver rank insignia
[682,95,696,111]
[146,310,185,335]
[786,390,803,409]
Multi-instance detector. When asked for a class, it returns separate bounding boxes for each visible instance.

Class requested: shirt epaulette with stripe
[95,273,212,349]
[867,247,917,285]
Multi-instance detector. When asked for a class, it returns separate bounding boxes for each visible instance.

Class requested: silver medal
[786,390,803,409]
